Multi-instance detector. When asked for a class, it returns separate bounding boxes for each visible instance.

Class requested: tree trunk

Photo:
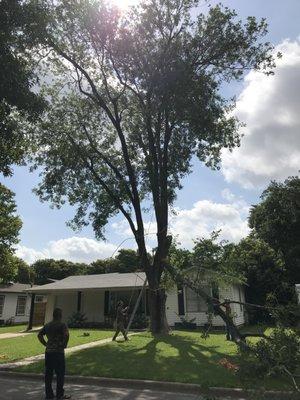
[148,286,170,334]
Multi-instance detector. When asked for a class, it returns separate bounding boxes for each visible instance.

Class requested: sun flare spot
[111,0,140,10]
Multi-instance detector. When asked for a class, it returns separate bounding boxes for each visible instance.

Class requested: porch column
[27,293,36,331]
[77,291,82,312]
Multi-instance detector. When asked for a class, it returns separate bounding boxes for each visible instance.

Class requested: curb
[0,371,296,399]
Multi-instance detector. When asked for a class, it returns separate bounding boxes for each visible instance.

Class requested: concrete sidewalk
[0,376,232,400]
[0,326,42,340]
[0,331,32,339]
[0,333,139,370]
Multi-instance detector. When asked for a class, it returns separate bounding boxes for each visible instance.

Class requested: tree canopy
[0,0,46,176]
[226,236,291,323]
[0,183,22,282]
[32,258,89,285]
[249,176,300,285]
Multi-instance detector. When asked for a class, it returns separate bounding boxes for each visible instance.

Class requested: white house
[0,283,32,325]
[25,272,246,328]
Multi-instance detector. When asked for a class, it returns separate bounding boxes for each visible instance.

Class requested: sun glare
[111,0,140,10]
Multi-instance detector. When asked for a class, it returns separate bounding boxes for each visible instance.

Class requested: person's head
[53,308,62,321]
[117,300,124,307]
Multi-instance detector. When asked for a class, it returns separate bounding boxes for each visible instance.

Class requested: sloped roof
[25,272,147,293]
[0,283,32,293]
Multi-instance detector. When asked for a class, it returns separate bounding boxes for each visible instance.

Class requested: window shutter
[104,291,110,315]
[177,286,185,316]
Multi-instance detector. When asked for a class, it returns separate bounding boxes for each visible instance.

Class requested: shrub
[130,313,149,330]
[67,312,87,328]
[238,327,300,389]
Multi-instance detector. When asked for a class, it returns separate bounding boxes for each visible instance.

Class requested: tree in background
[249,176,300,286]
[227,237,291,323]
[0,0,45,176]
[115,249,140,273]
[0,184,22,283]
[14,256,34,284]
[29,0,275,333]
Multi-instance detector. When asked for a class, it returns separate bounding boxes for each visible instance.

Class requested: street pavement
[0,377,228,400]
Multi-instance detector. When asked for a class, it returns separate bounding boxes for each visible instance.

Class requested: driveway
[0,377,236,400]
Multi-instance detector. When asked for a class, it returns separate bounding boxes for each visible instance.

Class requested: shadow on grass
[18,331,297,392]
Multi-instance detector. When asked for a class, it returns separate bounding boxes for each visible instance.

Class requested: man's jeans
[45,352,65,399]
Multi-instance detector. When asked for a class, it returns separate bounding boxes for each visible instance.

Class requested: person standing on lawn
[38,307,71,400]
[112,300,129,341]
[221,299,234,341]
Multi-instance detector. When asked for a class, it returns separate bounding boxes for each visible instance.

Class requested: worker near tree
[112,300,129,341]
[221,299,234,341]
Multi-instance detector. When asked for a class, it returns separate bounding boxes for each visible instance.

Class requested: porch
[45,288,148,327]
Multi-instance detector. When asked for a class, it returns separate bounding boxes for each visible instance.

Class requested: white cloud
[222,39,300,189]
[16,237,117,264]
[16,245,49,265]
[112,191,250,249]
[170,197,249,248]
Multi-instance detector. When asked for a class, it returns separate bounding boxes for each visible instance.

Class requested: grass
[0,328,114,364]
[17,330,296,391]
[0,324,27,334]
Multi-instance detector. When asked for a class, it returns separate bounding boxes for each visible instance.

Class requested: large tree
[29,0,275,333]
[249,176,300,286]
[0,184,22,282]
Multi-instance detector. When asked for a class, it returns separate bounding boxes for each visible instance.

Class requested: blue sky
[3,0,300,264]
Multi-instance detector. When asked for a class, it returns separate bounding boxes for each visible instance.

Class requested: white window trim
[16,295,27,316]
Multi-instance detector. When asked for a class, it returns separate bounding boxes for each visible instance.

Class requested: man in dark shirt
[38,308,71,399]
[112,300,129,341]
[220,299,234,341]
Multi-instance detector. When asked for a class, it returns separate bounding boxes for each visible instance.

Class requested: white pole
[126,279,148,333]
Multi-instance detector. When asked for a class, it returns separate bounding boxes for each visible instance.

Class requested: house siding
[55,292,77,323]
[165,284,245,327]
[0,292,30,323]
[296,285,300,304]
[45,294,55,323]
[82,291,104,323]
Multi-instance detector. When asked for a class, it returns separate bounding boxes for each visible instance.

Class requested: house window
[35,295,45,303]
[238,287,243,312]
[186,287,210,312]
[0,296,5,316]
[16,296,27,316]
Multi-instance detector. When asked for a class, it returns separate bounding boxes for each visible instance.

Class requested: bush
[130,313,149,329]
[67,312,87,328]
[238,327,300,387]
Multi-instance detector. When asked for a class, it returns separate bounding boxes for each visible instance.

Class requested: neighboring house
[296,284,300,304]
[0,283,32,324]
[26,272,246,328]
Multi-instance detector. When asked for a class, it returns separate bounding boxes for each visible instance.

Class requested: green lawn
[0,324,27,334]
[17,330,296,391]
[0,329,114,363]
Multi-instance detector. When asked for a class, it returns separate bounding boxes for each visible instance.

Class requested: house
[0,283,32,325]
[25,272,246,328]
